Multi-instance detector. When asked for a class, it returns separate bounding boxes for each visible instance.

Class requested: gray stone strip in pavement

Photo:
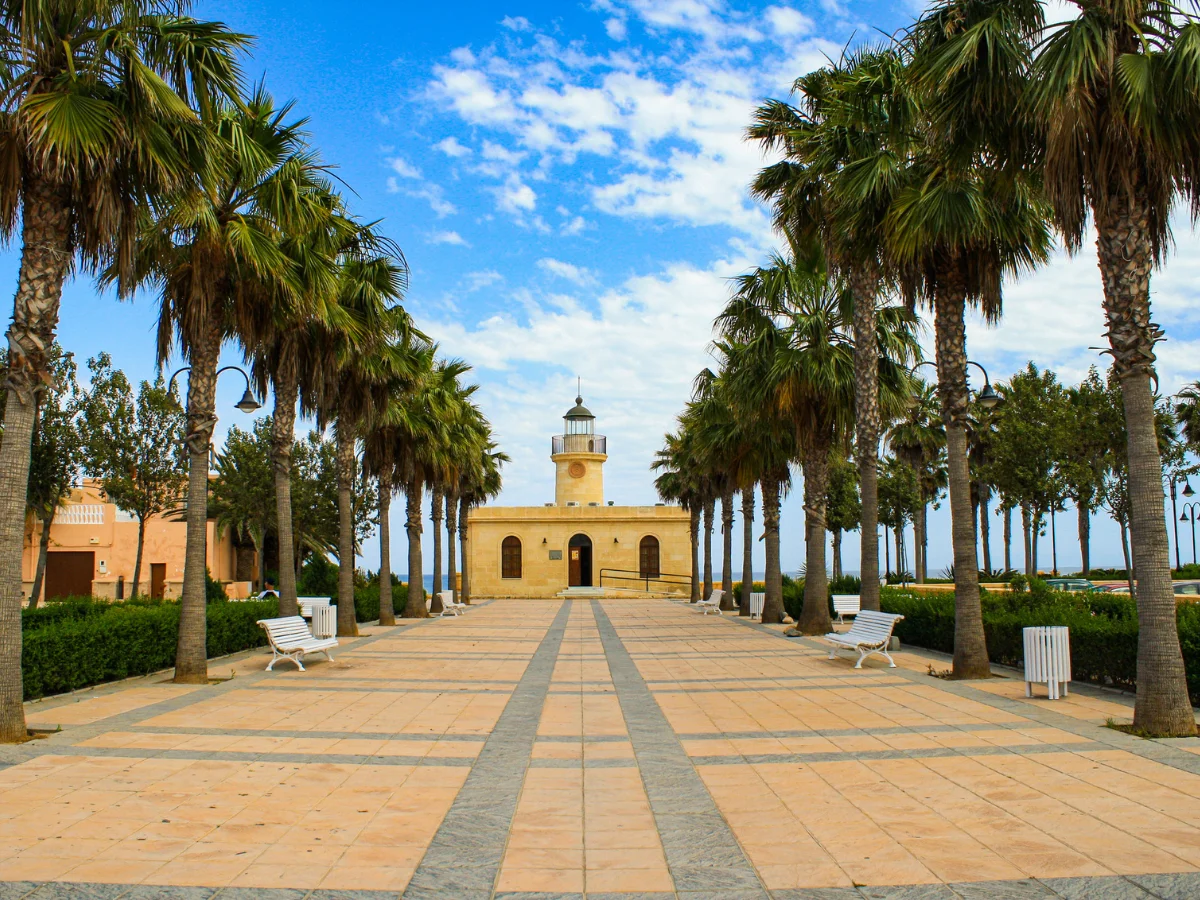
[15,745,476,767]
[687,739,1110,767]
[673,722,1075,740]
[401,600,572,900]
[590,600,769,898]
[115,725,489,741]
[3,871,1199,898]
[527,757,637,768]
[724,614,1200,779]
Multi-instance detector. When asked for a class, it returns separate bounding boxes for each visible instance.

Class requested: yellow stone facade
[467,393,691,599]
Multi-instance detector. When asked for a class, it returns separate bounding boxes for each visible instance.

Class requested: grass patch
[1104,717,1197,739]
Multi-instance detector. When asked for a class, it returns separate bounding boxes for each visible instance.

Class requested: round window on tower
[568,462,586,479]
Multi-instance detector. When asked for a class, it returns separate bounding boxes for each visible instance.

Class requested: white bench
[438,590,467,616]
[696,589,723,615]
[832,594,861,624]
[824,610,904,668]
[257,616,338,671]
[749,592,765,619]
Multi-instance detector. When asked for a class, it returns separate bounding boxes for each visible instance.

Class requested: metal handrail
[599,567,690,594]
[552,434,607,455]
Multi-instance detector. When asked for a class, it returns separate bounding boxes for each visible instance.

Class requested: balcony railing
[552,433,606,455]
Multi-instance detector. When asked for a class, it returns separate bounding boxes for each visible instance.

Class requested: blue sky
[5,0,1200,576]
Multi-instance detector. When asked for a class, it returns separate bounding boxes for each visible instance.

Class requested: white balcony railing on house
[56,504,105,525]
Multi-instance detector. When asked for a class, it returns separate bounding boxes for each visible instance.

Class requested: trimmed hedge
[22,597,278,701]
[879,586,1200,704]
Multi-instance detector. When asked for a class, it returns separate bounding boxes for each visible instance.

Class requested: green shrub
[828,575,861,595]
[298,554,339,597]
[732,581,765,605]
[782,574,804,622]
[879,587,1198,703]
[206,569,228,603]
[22,597,278,701]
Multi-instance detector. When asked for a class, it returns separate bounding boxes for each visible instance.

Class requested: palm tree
[687,371,742,610]
[749,47,913,613]
[0,1,247,742]
[719,249,918,633]
[458,442,507,604]
[126,90,335,683]
[909,0,1200,735]
[653,429,704,602]
[442,400,488,606]
[884,142,1050,678]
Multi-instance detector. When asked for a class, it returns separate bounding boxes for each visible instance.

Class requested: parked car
[1173,581,1200,596]
[1043,578,1095,592]
[1092,584,1131,593]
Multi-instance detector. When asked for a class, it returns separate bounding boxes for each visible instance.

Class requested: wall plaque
[549,549,563,560]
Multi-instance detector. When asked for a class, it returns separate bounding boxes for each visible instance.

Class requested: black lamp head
[235,388,261,414]
[977,383,1000,410]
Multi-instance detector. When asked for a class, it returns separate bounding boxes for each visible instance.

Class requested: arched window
[502,536,522,579]
[639,536,660,579]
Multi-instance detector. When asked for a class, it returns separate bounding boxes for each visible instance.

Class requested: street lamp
[166,365,261,416]
[1181,502,1200,567]
[1163,472,1193,571]
[910,360,1000,409]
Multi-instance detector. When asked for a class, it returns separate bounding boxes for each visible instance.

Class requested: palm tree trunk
[914,492,926,583]
[797,448,831,635]
[740,486,754,616]
[851,267,882,612]
[430,491,444,612]
[688,505,700,602]
[459,496,471,604]
[702,495,715,600]
[884,525,890,578]
[446,491,458,603]
[404,478,426,617]
[378,476,395,625]
[1078,502,1090,576]
[719,486,734,609]
[1120,521,1134,592]
[335,420,359,638]
[895,527,903,581]
[272,368,299,617]
[1003,504,1012,573]
[1031,510,1040,575]
[1022,505,1032,577]
[980,486,992,575]
[933,283,989,679]
[832,530,842,581]
[131,515,147,599]
[175,324,221,684]
[1096,200,1194,735]
[29,511,54,608]
[761,477,784,624]
[0,175,73,742]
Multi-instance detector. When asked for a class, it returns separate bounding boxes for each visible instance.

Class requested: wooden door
[569,547,582,586]
[150,564,167,600]
[45,552,94,600]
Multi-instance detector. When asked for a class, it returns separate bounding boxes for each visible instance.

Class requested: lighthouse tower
[551,393,607,506]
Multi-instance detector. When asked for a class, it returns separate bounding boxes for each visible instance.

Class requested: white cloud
[497,175,537,213]
[463,270,504,292]
[389,157,422,179]
[562,215,588,236]
[538,258,596,285]
[435,137,471,158]
[428,230,469,246]
[765,5,813,36]
[501,15,532,31]
[605,17,627,39]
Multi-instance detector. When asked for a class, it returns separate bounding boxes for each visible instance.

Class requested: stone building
[467,394,691,598]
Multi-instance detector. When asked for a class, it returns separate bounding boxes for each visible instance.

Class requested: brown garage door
[45,551,95,600]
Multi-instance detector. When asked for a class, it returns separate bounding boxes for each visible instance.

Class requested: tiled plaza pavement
[1,598,1200,899]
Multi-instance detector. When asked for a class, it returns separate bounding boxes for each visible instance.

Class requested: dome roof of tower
[564,395,594,419]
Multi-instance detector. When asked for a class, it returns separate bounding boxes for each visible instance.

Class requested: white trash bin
[1022,626,1071,700]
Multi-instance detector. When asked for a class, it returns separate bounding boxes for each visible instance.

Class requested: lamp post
[910,360,1001,410]
[1181,501,1200,567]
[1163,473,1193,572]
[167,365,261,417]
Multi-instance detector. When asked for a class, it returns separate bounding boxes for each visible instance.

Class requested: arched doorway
[639,536,660,579]
[568,533,593,587]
